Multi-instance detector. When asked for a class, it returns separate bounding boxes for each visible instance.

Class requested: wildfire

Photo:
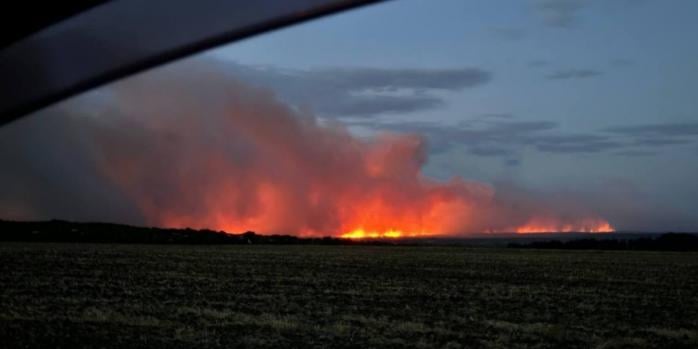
[339,216,614,239]
[513,221,615,234]
[84,63,618,239]
[340,228,433,239]
[339,221,615,239]
[340,216,615,239]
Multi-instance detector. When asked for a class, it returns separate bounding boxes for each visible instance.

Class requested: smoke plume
[0,59,613,236]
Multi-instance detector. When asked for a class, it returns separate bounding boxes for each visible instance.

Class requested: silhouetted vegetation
[0,219,382,245]
[508,233,698,251]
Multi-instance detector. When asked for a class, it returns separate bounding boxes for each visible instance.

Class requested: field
[1,243,696,348]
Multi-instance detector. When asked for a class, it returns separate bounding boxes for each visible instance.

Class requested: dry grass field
[1,243,696,348]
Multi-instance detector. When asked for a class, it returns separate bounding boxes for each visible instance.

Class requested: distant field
[0,243,696,348]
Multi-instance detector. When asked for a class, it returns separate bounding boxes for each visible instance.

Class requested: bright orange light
[98,72,619,239]
[514,221,615,234]
[340,228,432,239]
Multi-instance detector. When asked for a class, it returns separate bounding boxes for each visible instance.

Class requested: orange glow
[339,220,615,239]
[340,228,435,239]
[513,220,615,234]
[92,68,617,239]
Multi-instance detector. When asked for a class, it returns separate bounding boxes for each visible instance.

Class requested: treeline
[0,219,376,245]
[508,233,698,252]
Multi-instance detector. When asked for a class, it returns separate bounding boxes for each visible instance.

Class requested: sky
[1,0,697,233]
[207,0,698,231]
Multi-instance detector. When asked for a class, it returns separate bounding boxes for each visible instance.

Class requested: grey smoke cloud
[0,58,619,234]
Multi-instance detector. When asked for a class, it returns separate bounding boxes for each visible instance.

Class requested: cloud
[468,146,512,156]
[481,113,515,119]
[329,95,444,116]
[310,67,491,90]
[485,120,559,133]
[612,150,655,157]
[353,118,624,157]
[604,122,698,150]
[633,138,692,147]
[224,61,492,117]
[526,134,622,153]
[546,69,602,80]
[350,116,698,160]
[534,0,588,28]
[350,119,552,156]
[606,122,698,137]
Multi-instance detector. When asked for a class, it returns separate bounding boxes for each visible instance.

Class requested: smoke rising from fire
[0,59,614,236]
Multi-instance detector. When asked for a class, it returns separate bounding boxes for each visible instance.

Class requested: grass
[0,243,696,348]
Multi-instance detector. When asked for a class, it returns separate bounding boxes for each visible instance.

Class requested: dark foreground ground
[1,243,696,348]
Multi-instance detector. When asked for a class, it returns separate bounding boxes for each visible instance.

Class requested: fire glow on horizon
[4,61,616,238]
[339,222,614,240]
[338,210,614,239]
[514,222,615,235]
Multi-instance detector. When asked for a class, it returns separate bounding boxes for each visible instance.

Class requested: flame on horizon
[9,61,614,238]
[513,220,615,234]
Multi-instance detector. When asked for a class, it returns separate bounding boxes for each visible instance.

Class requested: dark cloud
[600,122,698,151]
[438,120,557,149]
[329,95,444,116]
[546,69,602,80]
[353,117,698,159]
[534,0,588,28]
[528,134,622,153]
[468,146,512,156]
[354,118,624,157]
[486,120,558,133]
[224,61,492,117]
[613,150,655,157]
[633,138,692,147]
[366,112,698,158]
[311,67,492,90]
[488,27,526,41]
[606,122,698,137]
